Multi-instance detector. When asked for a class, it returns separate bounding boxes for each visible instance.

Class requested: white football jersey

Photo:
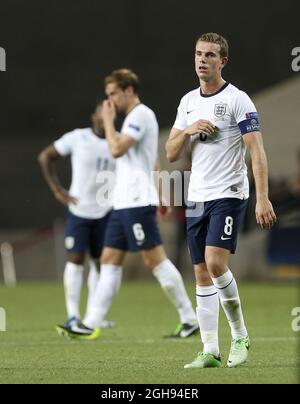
[54,128,115,219]
[174,83,261,202]
[113,104,160,210]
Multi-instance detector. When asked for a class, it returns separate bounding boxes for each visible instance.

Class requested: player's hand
[54,189,78,207]
[101,100,116,123]
[185,120,216,136]
[157,203,172,222]
[256,198,277,229]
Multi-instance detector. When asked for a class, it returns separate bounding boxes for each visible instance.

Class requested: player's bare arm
[243,132,277,229]
[101,100,136,158]
[166,120,215,162]
[155,158,172,219]
[38,145,78,206]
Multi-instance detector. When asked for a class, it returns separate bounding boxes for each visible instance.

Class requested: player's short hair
[104,68,139,94]
[196,33,229,58]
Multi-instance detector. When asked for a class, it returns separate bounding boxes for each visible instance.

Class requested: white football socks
[83,264,122,329]
[212,270,248,339]
[63,262,84,319]
[196,285,220,357]
[86,260,100,315]
[152,259,197,324]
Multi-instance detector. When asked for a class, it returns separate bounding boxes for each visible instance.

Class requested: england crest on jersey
[214,103,226,118]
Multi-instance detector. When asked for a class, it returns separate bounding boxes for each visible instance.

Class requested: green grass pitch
[0,282,299,384]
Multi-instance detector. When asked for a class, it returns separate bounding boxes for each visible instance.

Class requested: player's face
[105,82,128,113]
[195,41,227,82]
[91,105,105,136]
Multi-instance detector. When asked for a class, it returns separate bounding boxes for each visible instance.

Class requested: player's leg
[121,205,197,336]
[57,251,98,338]
[184,206,221,368]
[82,210,127,331]
[184,264,221,368]
[61,212,90,323]
[140,245,198,337]
[86,213,116,328]
[205,198,249,367]
[64,245,125,340]
[63,252,85,322]
[205,247,249,367]
[86,258,100,316]
[83,247,125,330]
[87,215,109,307]
[56,251,86,337]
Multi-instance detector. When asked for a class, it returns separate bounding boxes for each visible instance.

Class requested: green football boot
[57,320,100,341]
[184,352,222,369]
[227,336,250,368]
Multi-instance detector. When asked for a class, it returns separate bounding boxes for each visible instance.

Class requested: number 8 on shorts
[224,216,233,236]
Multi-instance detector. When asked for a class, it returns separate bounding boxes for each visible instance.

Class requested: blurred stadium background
[0,0,299,284]
[0,0,299,385]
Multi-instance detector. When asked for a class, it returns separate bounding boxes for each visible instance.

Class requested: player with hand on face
[166,33,276,368]
[65,68,198,340]
[38,103,115,339]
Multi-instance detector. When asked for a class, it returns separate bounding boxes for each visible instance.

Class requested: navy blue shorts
[65,210,111,259]
[186,198,248,265]
[104,206,162,252]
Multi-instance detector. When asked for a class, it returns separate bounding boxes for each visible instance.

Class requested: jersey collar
[200,82,229,98]
[92,128,105,139]
[126,102,142,115]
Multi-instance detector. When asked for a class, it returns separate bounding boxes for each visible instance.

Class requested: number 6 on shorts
[132,223,146,242]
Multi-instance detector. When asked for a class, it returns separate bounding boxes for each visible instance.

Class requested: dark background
[0,0,299,228]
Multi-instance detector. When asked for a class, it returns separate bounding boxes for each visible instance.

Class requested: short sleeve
[233,91,261,135]
[122,111,146,141]
[173,96,188,130]
[53,130,77,156]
